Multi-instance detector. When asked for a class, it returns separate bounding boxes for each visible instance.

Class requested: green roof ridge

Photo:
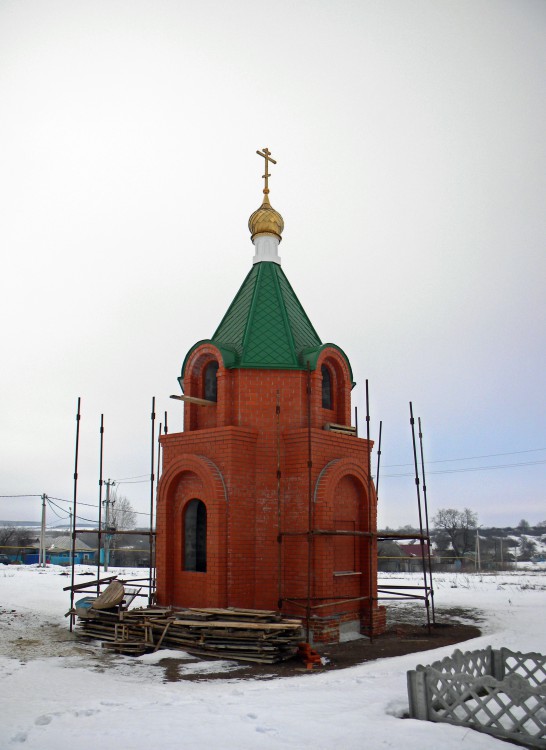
[239,263,268,356]
[211,266,258,359]
[241,264,297,367]
[272,265,300,363]
[276,268,322,355]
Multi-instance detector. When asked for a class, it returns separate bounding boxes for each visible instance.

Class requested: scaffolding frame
[68,391,435,642]
[68,398,159,630]
[276,385,435,640]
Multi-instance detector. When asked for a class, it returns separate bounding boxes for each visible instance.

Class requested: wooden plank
[324,422,356,434]
[174,646,289,664]
[63,575,117,592]
[224,608,272,614]
[184,607,283,622]
[170,394,216,407]
[154,619,175,652]
[170,619,301,631]
[92,581,125,610]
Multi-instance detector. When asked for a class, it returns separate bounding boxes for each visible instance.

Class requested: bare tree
[0,527,36,560]
[109,492,137,531]
[0,526,35,546]
[519,537,538,561]
[517,519,531,531]
[432,508,478,562]
[0,527,17,548]
[102,492,137,567]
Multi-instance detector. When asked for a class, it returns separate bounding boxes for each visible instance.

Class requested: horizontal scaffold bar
[283,595,373,610]
[280,529,374,538]
[376,594,427,601]
[377,584,430,589]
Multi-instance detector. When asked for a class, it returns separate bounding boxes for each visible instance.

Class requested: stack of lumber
[76,606,303,663]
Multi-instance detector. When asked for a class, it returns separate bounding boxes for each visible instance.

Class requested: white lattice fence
[408,648,546,748]
[501,648,546,688]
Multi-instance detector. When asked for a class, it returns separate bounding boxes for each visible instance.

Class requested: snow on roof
[29,535,93,552]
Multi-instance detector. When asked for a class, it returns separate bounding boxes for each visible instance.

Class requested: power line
[46,500,67,520]
[429,459,546,474]
[116,477,150,485]
[48,496,97,509]
[3,448,545,509]
[382,447,546,468]
[46,498,69,516]
[112,474,149,481]
[74,515,100,525]
[381,458,546,478]
[0,494,42,498]
[0,495,147,525]
[48,494,151,517]
[46,497,98,525]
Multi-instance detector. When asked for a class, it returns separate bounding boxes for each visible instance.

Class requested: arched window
[321,364,333,409]
[184,499,207,572]
[204,361,219,402]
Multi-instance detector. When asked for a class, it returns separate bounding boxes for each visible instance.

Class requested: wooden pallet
[76,605,303,663]
[102,641,149,656]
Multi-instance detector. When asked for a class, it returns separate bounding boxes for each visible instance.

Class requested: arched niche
[181,344,227,431]
[316,347,353,427]
[312,458,377,601]
[155,454,228,608]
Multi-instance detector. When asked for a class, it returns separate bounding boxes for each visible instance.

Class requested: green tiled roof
[211,262,321,369]
[177,260,315,372]
[179,261,356,384]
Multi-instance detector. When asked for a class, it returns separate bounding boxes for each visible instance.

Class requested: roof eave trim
[179,340,238,389]
[300,343,356,388]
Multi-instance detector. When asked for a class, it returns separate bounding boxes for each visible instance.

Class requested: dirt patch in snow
[0,607,87,661]
[159,611,481,682]
[96,606,480,683]
[0,603,481,681]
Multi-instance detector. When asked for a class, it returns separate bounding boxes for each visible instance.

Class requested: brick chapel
[156,149,386,643]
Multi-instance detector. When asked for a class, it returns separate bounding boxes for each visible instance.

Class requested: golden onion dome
[248,191,284,242]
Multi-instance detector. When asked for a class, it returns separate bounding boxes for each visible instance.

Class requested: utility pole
[103,479,115,572]
[69,508,74,564]
[475,528,481,572]
[39,494,47,567]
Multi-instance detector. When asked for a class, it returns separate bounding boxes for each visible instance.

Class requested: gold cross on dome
[256,147,277,194]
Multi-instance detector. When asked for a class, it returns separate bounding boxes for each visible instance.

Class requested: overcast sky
[1,0,544,531]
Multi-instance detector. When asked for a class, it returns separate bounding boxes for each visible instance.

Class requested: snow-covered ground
[0,565,545,749]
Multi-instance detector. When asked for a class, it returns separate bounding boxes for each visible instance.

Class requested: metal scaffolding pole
[69,397,81,632]
[305,365,313,643]
[366,380,374,641]
[418,416,436,624]
[97,414,104,593]
[276,390,282,611]
[409,402,431,633]
[149,397,156,606]
[375,421,383,501]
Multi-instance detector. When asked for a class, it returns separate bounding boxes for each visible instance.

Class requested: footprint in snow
[256,725,278,736]
[73,709,99,718]
[10,731,28,743]
[34,715,52,726]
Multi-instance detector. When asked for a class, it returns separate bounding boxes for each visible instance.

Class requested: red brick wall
[156,342,385,641]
